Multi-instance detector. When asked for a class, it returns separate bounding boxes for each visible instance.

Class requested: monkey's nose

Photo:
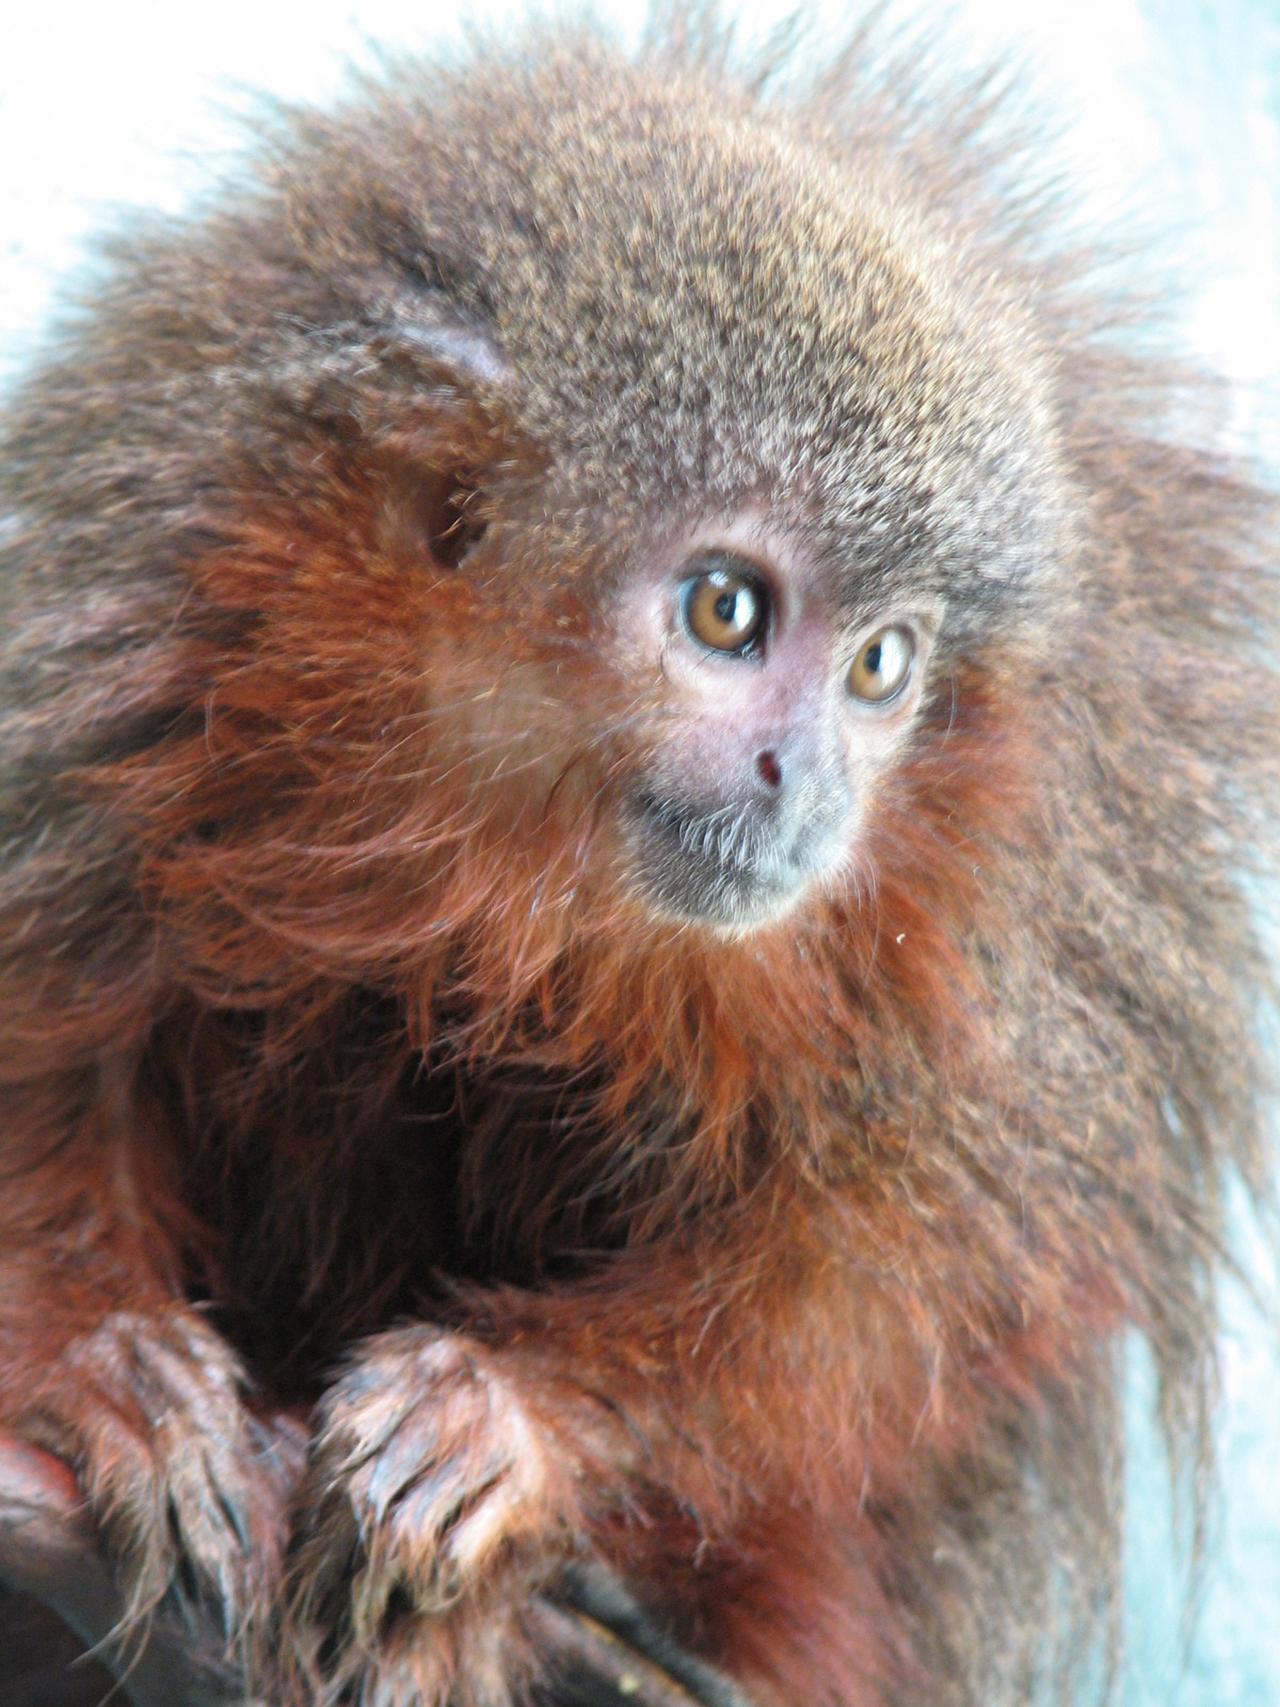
[756,749,782,790]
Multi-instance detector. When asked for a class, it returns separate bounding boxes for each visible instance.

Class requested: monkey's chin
[622,791,851,935]
[626,839,819,936]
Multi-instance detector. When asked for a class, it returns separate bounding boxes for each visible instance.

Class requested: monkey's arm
[287,1185,959,1704]
[0,1082,300,1646]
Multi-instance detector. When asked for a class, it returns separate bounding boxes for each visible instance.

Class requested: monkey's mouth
[624,789,827,931]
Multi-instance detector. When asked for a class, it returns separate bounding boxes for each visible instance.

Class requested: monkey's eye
[847,625,915,703]
[681,561,768,655]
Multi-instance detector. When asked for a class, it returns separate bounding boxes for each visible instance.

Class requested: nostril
[756,749,782,790]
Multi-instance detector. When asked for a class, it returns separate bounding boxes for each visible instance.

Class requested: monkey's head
[29,30,1076,1038]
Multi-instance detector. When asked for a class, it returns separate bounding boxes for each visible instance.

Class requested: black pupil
[715,590,741,626]
[864,642,883,675]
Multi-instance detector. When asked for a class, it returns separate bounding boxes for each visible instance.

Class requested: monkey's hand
[16,1307,298,1642]
[287,1325,604,1707]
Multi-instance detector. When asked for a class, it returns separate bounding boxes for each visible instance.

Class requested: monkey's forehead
[274,32,1066,539]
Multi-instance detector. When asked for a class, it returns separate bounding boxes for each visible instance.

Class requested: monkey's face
[605,516,935,933]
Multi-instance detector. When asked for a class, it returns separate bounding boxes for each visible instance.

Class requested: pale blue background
[2,3,1278,1701]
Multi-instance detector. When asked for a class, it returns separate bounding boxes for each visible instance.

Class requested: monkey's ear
[254,284,517,571]
[335,294,518,574]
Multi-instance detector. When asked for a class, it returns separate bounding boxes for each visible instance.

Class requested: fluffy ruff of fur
[0,8,1276,1705]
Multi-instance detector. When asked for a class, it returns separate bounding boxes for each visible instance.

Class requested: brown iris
[847,625,914,702]
[681,562,767,654]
